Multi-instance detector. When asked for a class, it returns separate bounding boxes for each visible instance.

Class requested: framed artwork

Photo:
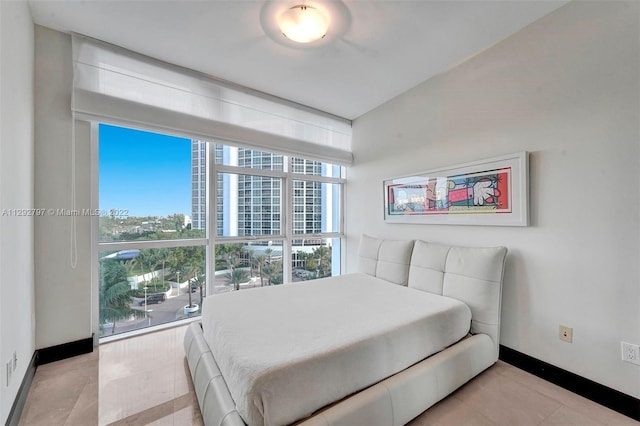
[383,152,528,226]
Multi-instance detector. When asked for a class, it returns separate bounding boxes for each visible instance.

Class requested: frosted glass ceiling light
[279,5,328,43]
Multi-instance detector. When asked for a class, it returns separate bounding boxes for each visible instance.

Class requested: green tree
[192,274,206,300]
[183,258,203,309]
[264,247,274,263]
[167,245,204,297]
[253,254,268,286]
[244,247,255,276]
[224,254,242,271]
[168,213,185,232]
[215,243,244,270]
[99,259,143,335]
[313,246,332,278]
[263,261,282,286]
[216,243,243,258]
[227,268,250,291]
[136,249,157,279]
[157,247,171,286]
[123,258,139,275]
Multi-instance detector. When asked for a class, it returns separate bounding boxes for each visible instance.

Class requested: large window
[212,145,344,293]
[98,124,208,338]
[98,129,344,338]
[81,35,351,340]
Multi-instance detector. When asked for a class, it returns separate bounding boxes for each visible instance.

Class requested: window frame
[92,125,346,341]
[94,122,210,342]
[212,144,345,285]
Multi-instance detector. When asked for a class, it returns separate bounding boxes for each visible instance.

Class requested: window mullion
[292,232,343,239]
[215,164,286,179]
[207,142,216,297]
[215,236,286,244]
[212,146,344,288]
[98,238,207,251]
[283,166,293,284]
[290,174,345,184]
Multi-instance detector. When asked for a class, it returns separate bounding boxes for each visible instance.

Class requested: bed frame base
[185,322,496,426]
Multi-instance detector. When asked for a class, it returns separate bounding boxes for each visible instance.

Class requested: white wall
[0,1,35,423]
[346,1,640,399]
[34,26,93,349]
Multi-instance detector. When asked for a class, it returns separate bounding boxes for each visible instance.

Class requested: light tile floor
[18,349,98,425]
[18,326,637,425]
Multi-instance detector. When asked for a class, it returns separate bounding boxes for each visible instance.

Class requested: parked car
[138,293,166,305]
[294,269,314,279]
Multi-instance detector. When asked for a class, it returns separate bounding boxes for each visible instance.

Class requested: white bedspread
[201,272,471,426]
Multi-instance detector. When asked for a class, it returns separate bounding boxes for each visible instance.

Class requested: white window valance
[71,33,352,165]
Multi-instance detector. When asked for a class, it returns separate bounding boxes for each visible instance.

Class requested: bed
[184,236,508,426]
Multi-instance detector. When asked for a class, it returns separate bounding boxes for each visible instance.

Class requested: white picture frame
[383,152,529,226]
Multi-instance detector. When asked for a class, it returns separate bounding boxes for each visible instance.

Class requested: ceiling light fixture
[279,5,328,44]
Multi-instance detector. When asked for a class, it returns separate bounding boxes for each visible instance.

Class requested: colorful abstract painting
[383,152,528,226]
[387,168,511,216]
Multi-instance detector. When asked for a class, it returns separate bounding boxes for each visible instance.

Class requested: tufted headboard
[358,235,507,356]
[358,234,415,286]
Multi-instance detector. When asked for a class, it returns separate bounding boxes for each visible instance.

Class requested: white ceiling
[27,0,568,120]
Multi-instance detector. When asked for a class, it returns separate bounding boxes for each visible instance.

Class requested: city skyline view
[97,122,343,338]
[99,124,192,218]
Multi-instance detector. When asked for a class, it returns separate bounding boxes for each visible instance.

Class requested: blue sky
[99,124,192,217]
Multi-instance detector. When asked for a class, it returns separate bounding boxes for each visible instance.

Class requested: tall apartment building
[191,140,207,231]
[192,142,341,275]
[191,142,326,237]
[291,158,323,237]
[236,148,284,236]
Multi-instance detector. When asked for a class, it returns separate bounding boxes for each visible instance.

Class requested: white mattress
[201,272,472,426]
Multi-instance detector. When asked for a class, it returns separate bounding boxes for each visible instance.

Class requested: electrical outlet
[559,325,573,343]
[621,342,640,365]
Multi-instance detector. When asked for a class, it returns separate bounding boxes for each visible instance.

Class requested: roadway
[103,289,204,336]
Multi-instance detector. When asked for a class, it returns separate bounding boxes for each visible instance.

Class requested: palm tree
[313,246,332,278]
[136,249,156,278]
[254,254,268,286]
[226,268,250,291]
[215,243,244,270]
[224,254,242,271]
[183,260,203,309]
[182,265,195,309]
[244,247,255,276]
[137,248,172,288]
[263,261,282,286]
[191,274,206,300]
[159,248,171,287]
[99,259,143,335]
[123,258,139,276]
[264,247,274,263]
[166,245,204,298]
